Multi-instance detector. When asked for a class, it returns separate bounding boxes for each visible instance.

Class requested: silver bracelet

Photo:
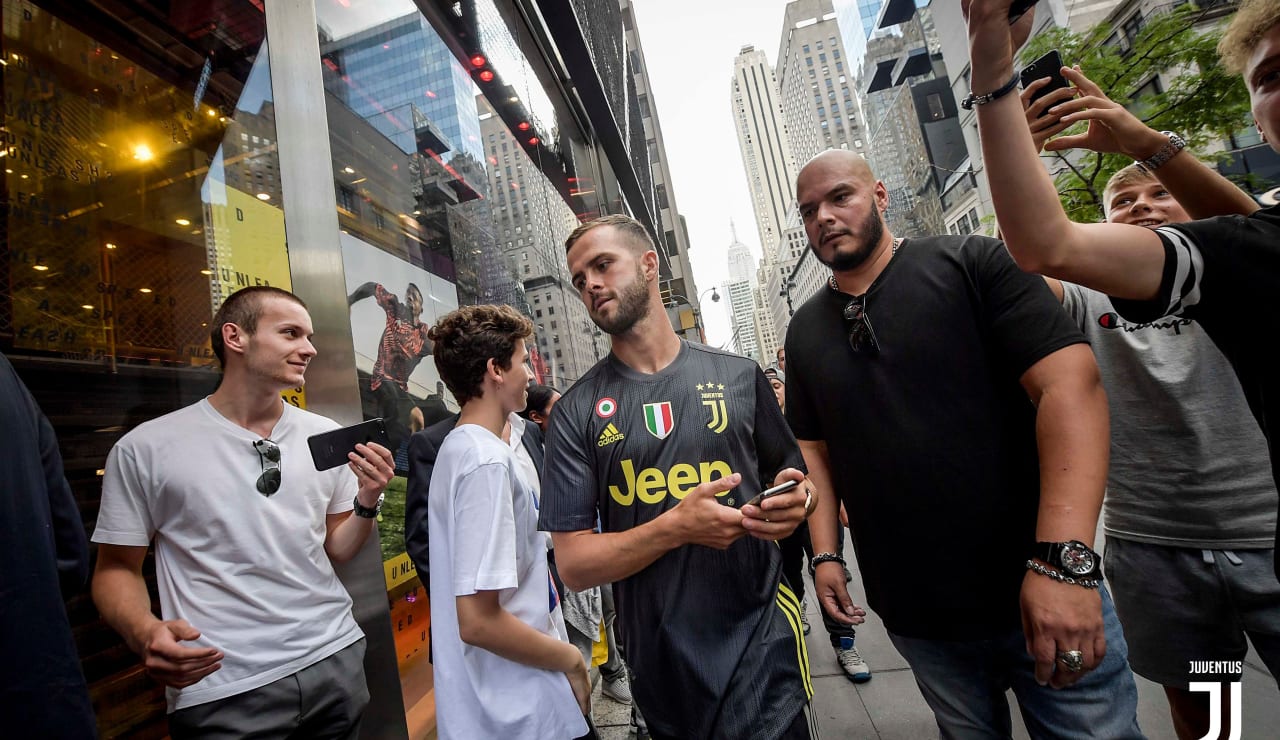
[1025,559,1101,589]
[1139,131,1186,170]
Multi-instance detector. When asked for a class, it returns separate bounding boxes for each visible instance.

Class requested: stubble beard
[815,206,884,272]
[592,266,651,336]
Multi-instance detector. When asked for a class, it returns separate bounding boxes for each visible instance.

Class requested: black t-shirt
[785,235,1086,640]
[539,341,809,740]
[1110,204,1280,574]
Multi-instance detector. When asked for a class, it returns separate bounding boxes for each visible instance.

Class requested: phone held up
[308,418,390,471]
[743,479,800,510]
[1020,49,1071,110]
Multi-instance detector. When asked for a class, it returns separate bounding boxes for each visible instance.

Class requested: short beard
[815,207,883,272]
[593,265,651,335]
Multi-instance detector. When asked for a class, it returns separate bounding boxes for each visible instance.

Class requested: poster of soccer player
[340,232,459,468]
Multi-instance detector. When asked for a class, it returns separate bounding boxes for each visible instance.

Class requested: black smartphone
[744,479,800,509]
[1009,0,1038,23]
[308,418,390,471]
[1020,49,1070,109]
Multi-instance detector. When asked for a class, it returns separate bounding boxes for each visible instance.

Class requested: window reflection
[2,4,288,370]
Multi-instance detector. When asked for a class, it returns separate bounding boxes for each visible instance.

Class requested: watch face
[1059,543,1096,576]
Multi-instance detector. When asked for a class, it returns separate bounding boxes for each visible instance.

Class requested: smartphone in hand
[308,418,390,471]
[743,479,800,509]
[1020,49,1070,110]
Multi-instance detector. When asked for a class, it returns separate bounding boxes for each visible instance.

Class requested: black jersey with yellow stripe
[540,341,810,739]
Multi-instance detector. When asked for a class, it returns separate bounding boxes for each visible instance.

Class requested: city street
[591,530,1280,739]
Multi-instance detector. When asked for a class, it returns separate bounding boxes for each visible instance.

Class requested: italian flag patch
[643,402,674,439]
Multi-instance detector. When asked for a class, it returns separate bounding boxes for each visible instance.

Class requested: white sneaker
[602,672,633,705]
[835,636,872,683]
[799,598,811,635]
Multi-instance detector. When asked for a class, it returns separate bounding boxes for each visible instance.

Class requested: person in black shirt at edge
[0,353,97,738]
[787,148,1143,738]
[539,215,833,740]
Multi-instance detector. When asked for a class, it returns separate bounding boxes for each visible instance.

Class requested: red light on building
[517,121,531,131]
[469,54,487,68]
[528,137,539,146]
[478,70,495,83]
[424,89,437,98]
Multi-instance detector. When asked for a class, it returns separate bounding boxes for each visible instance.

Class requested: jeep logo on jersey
[609,458,733,505]
[595,397,617,418]
[643,402,674,439]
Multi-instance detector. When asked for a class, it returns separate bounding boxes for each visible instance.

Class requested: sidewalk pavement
[591,530,1279,739]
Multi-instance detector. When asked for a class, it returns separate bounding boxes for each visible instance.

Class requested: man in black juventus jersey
[539,215,841,740]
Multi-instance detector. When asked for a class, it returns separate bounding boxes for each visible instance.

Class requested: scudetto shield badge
[643,401,675,439]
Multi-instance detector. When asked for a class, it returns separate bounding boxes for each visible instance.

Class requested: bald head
[797,150,875,195]
[795,149,890,275]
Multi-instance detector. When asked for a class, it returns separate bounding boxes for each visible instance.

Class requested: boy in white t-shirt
[426,304,592,740]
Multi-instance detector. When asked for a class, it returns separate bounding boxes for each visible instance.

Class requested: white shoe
[836,636,872,683]
[602,672,633,705]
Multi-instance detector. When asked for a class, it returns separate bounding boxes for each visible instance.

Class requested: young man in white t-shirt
[91,286,394,738]
[426,304,592,740]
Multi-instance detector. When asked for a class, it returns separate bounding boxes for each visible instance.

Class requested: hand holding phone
[1020,49,1070,109]
[743,479,800,509]
[308,418,391,471]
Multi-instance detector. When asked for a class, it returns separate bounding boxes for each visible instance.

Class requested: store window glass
[2,1,285,735]
[315,0,609,734]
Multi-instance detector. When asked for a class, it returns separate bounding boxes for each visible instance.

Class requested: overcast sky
[629,0,797,349]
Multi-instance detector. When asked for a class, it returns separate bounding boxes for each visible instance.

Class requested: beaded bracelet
[812,552,847,569]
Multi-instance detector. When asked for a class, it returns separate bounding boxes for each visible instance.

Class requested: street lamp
[779,279,796,316]
[665,288,721,341]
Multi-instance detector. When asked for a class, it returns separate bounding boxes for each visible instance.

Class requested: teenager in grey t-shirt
[1062,283,1275,548]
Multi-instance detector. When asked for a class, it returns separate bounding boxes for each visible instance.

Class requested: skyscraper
[732,45,799,263]
[775,0,871,166]
[725,230,762,364]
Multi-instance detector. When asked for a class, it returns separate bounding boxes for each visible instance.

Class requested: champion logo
[595,397,618,418]
[597,423,626,448]
[1097,312,1193,334]
[643,402,675,439]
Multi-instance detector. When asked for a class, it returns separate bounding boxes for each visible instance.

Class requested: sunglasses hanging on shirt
[253,438,282,496]
[843,296,880,354]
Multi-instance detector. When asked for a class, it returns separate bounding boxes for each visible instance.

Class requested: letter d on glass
[1189,682,1242,740]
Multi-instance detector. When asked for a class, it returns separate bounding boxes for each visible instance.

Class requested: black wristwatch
[353,493,384,519]
[1034,540,1103,580]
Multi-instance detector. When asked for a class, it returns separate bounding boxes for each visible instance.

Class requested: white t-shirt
[428,424,586,740]
[93,399,364,712]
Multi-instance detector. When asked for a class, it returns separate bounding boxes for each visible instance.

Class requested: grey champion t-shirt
[1063,282,1275,548]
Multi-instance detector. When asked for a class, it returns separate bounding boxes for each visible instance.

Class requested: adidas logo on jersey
[597,423,626,447]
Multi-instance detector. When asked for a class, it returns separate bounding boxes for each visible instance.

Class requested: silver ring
[1057,649,1084,673]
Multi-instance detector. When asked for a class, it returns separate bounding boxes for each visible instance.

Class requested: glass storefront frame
[7,0,670,732]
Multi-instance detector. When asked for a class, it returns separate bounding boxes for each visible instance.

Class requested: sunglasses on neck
[842,296,880,354]
[253,438,282,496]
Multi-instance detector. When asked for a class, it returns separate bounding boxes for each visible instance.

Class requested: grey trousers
[168,639,369,740]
